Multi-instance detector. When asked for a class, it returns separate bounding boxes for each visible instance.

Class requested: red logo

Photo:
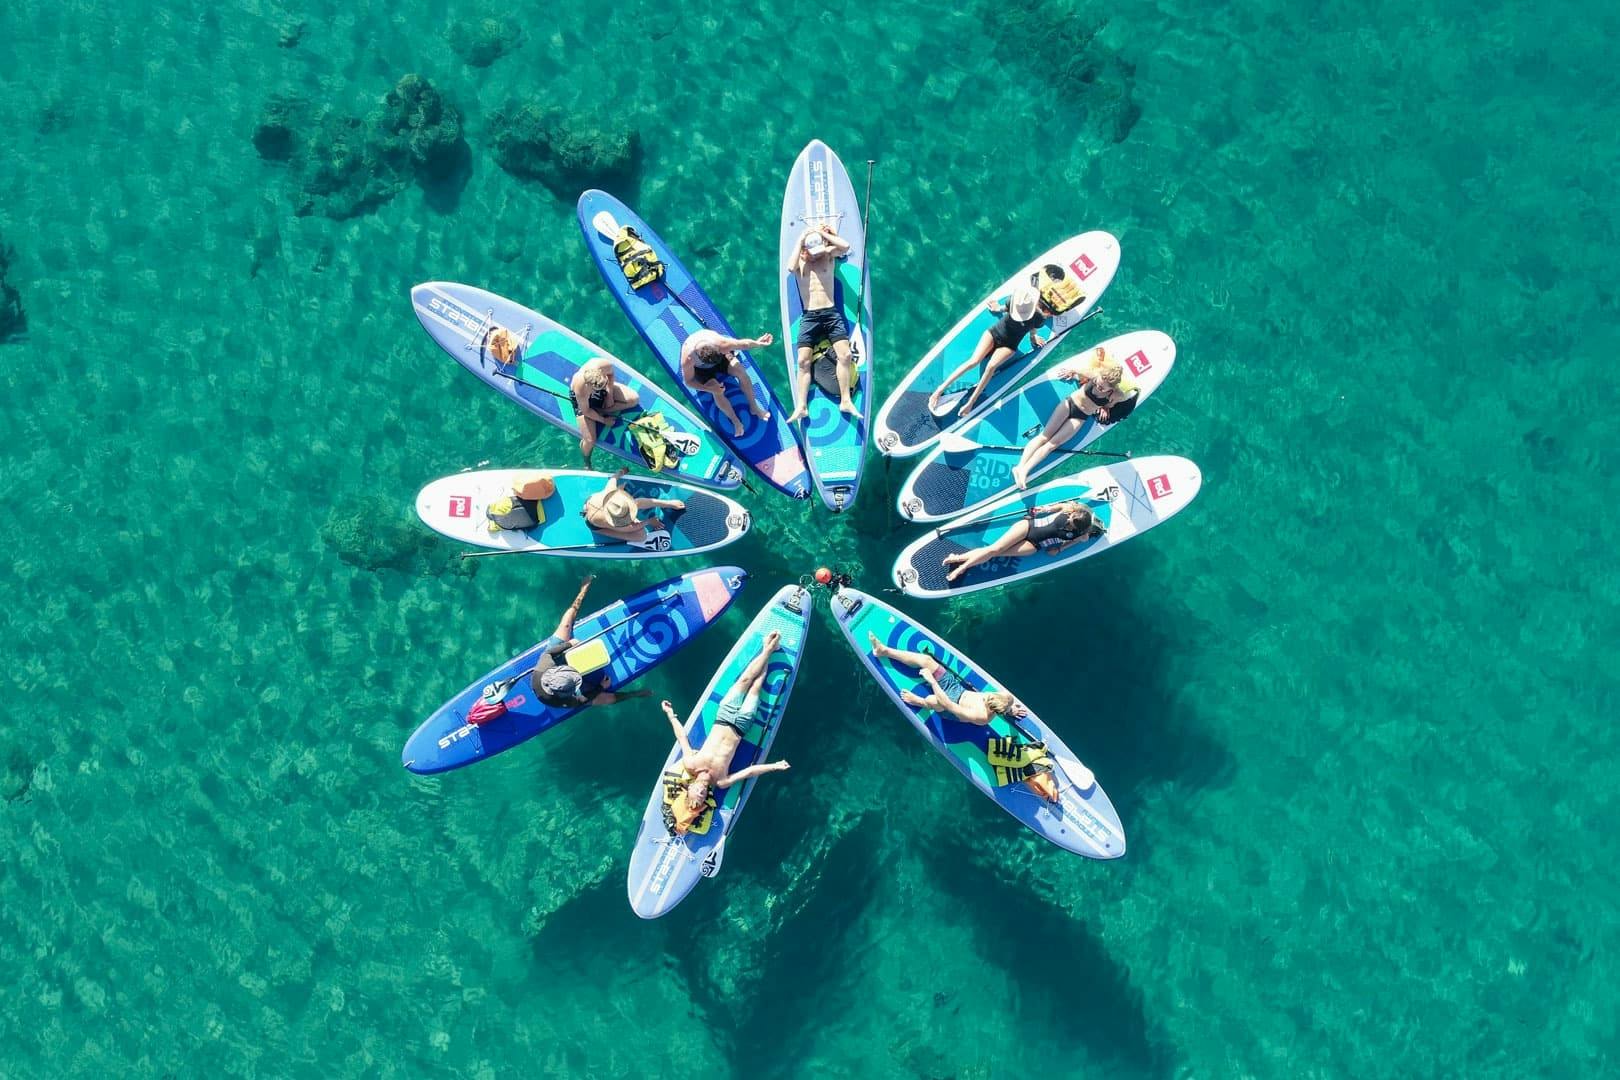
[1124,350,1151,376]
[1070,253,1098,280]
[1146,475,1173,500]
[447,495,472,518]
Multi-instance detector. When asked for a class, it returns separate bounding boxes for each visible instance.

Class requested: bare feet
[839,399,858,417]
[866,631,889,659]
[957,399,976,418]
[730,417,746,437]
[1012,465,1029,490]
[785,409,807,424]
[901,689,929,708]
[749,403,771,422]
[762,629,781,652]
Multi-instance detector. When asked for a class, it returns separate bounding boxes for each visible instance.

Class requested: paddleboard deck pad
[873,233,1119,459]
[893,456,1203,598]
[898,330,1175,522]
[410,282,741,489]
[415,468,750,557]
[779,140,873,511]
[828,586,1124,858]
[401,568,748,774]
[626,585,814,917]
[577,190,811,499]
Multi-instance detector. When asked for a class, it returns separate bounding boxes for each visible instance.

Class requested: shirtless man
[679,329,774,437]
[661,631,792,833]
[785,224,857,422]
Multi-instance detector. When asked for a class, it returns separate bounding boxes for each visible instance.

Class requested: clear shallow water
[1,0,1616,1075]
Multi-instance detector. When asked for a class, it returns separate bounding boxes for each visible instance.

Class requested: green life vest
[627,410,678,471]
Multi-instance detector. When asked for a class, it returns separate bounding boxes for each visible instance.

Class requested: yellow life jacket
[986,735,1056,787]
[1036,264,1086,315]
[660,770,717,835]
[613,226,665,290]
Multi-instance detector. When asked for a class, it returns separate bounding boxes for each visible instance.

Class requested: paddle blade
[592,211,620,240]
[937,432,979,456]
[699,836,726,878]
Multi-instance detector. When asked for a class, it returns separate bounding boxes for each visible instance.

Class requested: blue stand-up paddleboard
[576,190,811,500]
[873,233,1120,459]
[897,330,1176,522]
[625,584,813,917]
[410,282,742,489]
[415,468,750,558]
[892,455,1203,599]
[402,568,748,775]
[828,586,1124,858]
[778,140,873,511]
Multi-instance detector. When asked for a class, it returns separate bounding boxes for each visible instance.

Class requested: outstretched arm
[717,760,790,788]
[661,700,697,756]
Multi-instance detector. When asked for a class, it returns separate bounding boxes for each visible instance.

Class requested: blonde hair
[583,360,612,390]
[983,692,1018,716]
[1089,356,1124,389]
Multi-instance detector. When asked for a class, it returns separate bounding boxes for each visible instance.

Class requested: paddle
[936,430,1130,461]
[487,367,703,457]
[699,835,726,878]
[849,158,875,365]
[592,208,715,332]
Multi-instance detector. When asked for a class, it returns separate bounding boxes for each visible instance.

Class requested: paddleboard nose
[401,716,479,775]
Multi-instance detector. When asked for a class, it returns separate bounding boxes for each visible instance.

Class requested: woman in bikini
[941,501,1105,583]
[1010,350,1134,490]
[864,634,1081,800]
[568,358,641,467]
[926,282,1053,420]
[663,631,793,835]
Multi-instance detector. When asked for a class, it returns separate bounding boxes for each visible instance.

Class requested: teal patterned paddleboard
[415,468,750,558]
[828,586,1124,858]
[778,140,872,512]
[892,455,1203,598]
[626,584,814,917]
[897,330,1176,522]
[410,282,742,489]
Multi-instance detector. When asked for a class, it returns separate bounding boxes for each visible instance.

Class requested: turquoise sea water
[2,0,1617,1075]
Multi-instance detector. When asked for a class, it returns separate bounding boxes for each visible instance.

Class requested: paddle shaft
[487,368,699,453]
[850,158,875,363]
[952,438,1130,461]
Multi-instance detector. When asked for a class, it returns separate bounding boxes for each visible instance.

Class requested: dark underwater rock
[0,242,25,343]
[253,76,467,219]
[992,0,1140,144]
[372,74,466,181]
[448,16,524,67]
[488,102,641,196]
[321,494,476,578]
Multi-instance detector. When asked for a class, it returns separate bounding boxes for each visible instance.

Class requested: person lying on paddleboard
[1010,349,1134,489]
[680,328,774,437]
[583,468,684,544]
[661,631,792,835]
[785,224,857,422]
[529,575,649,710]
[927,282,1053,419]
[569,358,641,467]
[864,633,1068,801]
[941,501,1105,583]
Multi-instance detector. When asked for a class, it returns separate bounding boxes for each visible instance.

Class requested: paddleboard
[892,455,1202,598]
[401,567,748,774]
[410,282,741,489]
[897,330,1175,522]
[872,233,1120,459]
[576,190,811,499]
[415,468,750,557]
[828,586,1124,858]
[626,584,814,918]
[778,140,873,512]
